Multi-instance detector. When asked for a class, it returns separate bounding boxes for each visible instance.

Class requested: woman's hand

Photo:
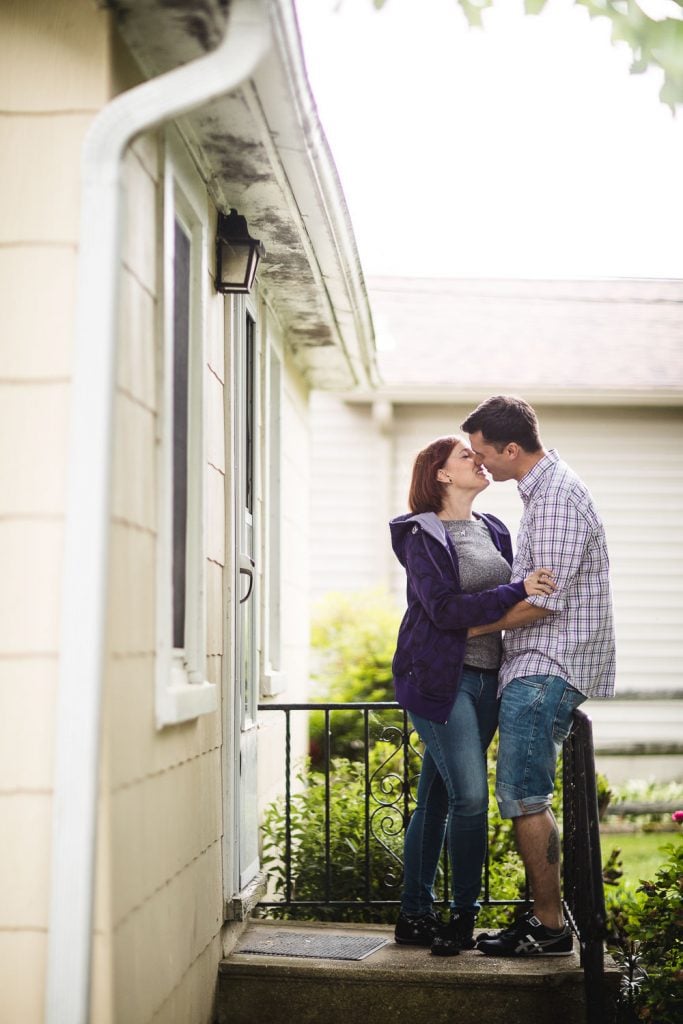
[523,568,556,597]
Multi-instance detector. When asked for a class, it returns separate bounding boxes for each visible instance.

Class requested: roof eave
[112,0,378,390]
[337,386,683,407]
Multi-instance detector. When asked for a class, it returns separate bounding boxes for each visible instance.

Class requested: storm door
[233,307,260,891]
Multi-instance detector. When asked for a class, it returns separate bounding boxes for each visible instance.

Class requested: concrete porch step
[217,919,620,1024]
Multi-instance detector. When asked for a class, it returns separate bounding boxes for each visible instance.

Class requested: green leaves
[606,840,683,1023]
[458,0,495,28]
[367,1,683,106]
[261,757,408,922]
[562,0,683,107]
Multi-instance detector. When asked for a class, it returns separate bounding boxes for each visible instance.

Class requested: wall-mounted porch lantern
[215,208,265,293]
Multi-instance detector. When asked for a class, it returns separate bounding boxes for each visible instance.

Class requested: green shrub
[261,757,408,923]
[309,589,402,766]
[605,838,683,1024]
[606,778,683,828]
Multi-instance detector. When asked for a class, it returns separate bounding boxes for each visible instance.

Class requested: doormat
[235,931,388,961]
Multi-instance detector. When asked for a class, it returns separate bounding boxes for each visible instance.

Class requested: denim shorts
[495,674,586,819]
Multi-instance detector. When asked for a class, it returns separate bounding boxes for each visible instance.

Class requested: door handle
[239,554,255,603]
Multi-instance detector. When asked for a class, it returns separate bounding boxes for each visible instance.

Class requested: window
[172,220,190,651]
[156,140,217,727]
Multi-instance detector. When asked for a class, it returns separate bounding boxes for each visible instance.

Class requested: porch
[217,705,620,1024]
[218,918,620,1024]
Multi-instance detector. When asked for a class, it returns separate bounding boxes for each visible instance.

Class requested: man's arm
[468,600,554,637]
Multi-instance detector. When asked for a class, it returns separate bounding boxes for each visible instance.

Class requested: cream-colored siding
[311,397,683,699]
[98,120,227,1023]
[98,113,313,1024]
[3,2,372,1019]
[0,1,111,1019]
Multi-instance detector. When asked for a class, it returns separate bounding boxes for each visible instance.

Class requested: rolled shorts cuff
[496,789,553,820]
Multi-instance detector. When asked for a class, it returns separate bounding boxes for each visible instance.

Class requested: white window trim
[156,133,217,727]
[260,326,287,698]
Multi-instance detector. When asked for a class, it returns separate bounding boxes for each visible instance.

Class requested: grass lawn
[600,830,680,887]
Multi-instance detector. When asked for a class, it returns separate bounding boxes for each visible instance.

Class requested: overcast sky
[296,0,683,280]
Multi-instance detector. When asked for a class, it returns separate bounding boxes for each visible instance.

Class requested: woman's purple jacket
[390,511,527,723]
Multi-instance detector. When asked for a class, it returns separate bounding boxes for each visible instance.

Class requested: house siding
[103,115,313,1024]
[3,2,365,1019]
[100,112,229,1020]
[310,392,390,601]
[0,2,112,1020]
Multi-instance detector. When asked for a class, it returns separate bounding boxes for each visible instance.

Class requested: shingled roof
[368,277,683,400]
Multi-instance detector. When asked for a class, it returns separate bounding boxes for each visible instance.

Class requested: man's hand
[468,600,553,638]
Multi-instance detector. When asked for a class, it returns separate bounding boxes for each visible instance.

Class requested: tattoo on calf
[546,827,561,865]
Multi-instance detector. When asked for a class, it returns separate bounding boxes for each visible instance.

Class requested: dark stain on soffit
[290,325,336,347]
[107,0,227,52]
[204,133,272,186]
[158,0,224,51]
[260,209,303,253]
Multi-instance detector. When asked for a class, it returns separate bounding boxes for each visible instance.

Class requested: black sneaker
[431,909,478,957]
[477,914,573,957]
[476,909,534,944]
[394,910,442,946]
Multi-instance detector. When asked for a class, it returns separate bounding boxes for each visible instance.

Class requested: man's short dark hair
[461,395,542,453]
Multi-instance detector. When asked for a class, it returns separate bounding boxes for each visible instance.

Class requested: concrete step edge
[219,954,597,989]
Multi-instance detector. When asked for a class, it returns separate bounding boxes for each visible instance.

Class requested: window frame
[260,328,286,698]
[155,135,217,727]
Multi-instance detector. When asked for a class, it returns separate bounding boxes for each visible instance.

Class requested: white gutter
[270,0,378,388]
[46,4,271,1022]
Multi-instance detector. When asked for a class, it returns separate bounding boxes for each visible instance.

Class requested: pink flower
[672,810,683,823]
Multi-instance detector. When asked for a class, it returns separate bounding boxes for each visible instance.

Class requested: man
[461,395,615,957]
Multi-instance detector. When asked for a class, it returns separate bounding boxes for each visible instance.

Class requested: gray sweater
[443,518,513,670]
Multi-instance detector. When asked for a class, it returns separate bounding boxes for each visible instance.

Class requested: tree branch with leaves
[370,0,683,109]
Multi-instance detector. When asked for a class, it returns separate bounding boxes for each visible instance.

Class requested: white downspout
[46,3,271,1022]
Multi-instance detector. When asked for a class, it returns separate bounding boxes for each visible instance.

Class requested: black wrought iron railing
[563,708,609,1024]
[258,701,608,1018]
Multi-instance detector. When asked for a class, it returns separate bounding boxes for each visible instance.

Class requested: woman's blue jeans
[401,667,499,915]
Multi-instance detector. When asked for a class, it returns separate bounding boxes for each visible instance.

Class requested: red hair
[408,435,461,514]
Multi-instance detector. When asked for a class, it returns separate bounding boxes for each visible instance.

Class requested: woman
[390,435,554,956]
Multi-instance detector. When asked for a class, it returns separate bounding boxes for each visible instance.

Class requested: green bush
[261,757,408,923]
[606,778,683,828]
[309,589,402,766]
[605,838,683,1024]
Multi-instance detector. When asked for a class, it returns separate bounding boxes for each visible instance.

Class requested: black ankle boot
[431,909,478,956]
[394,909,442,946]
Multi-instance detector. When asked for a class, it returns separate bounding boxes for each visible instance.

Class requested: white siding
[310,392,391,599]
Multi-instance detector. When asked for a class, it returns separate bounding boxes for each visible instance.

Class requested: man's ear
[505,442,521,461]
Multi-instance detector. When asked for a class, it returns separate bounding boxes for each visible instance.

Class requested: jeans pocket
[551,686,586,744]
[504,677,544,723]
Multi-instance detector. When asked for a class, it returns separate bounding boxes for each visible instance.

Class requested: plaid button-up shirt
[500,449,616,699]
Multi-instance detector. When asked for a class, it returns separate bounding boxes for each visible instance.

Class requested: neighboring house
[311,277,683,777]
[1,2,376,1022]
